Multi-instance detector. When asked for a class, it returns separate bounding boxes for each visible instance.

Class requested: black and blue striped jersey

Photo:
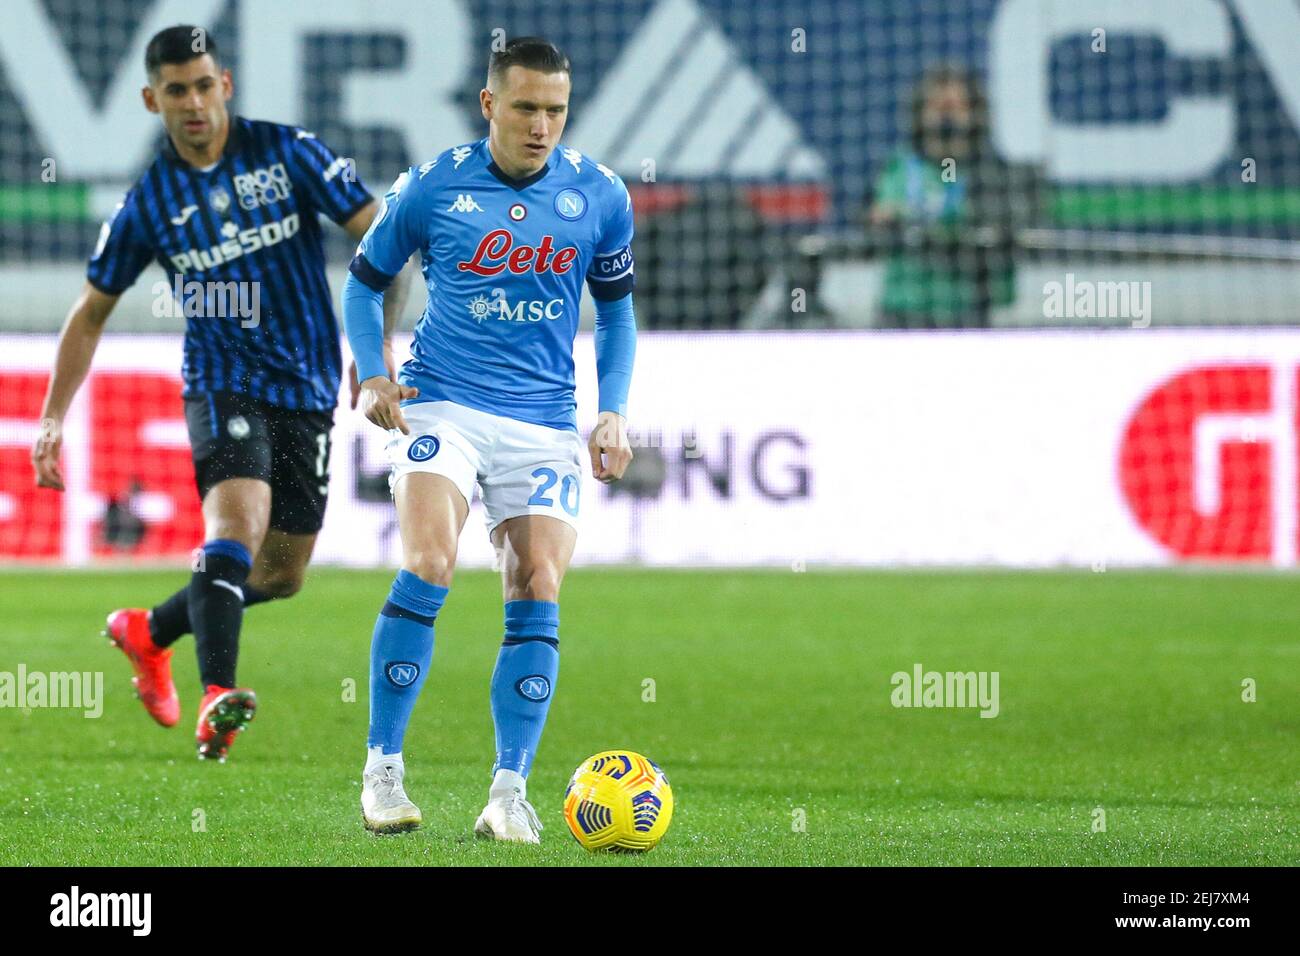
[87,116,372,411]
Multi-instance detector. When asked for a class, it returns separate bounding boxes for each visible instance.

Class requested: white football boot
[361,761,422,834]
[474,772,543,844]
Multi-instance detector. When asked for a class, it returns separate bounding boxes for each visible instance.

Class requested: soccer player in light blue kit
[343,38,637,840]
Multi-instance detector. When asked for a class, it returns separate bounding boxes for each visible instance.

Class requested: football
[562,750,674,852]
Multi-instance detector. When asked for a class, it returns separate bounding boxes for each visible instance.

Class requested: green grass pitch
[0,567,1296,866]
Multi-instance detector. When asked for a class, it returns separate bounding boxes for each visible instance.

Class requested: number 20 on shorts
[528,467,580,516]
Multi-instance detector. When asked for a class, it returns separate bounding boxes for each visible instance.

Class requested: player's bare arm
[31,282,120,491]
[342,199,379,241]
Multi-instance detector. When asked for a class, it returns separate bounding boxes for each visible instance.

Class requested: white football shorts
[386,400,586,533]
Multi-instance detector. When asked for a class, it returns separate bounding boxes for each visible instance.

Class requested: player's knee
[403,551,455,588]
[254,572,303,599]
[508,564,562,603]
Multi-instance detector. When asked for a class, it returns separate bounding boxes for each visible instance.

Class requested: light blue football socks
[489,600,560,778]
[367,586,560,782]
[367,570,447,757]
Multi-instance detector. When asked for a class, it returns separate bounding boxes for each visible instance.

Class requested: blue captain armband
[586,244,635,302]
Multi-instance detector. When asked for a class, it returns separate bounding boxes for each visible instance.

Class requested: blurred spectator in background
[100,479,146,552]
[866,65,1042,328]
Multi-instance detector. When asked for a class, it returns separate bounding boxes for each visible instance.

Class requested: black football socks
[188,539,253,689]
[150,579,271,648]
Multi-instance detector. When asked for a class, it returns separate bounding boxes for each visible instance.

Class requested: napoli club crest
[516,675,551,701]
[386,662,420,687]
[408,435,440,461]
[553,188,586,221]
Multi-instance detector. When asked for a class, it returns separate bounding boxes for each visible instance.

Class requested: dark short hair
[910,63,988,151]
[488,37,570,86]
[145,25,220,80]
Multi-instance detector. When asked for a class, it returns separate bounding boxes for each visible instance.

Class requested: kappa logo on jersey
[168,213,300,273]
[170,205,199,226]
[233,163,292,210]
[467,288,565,324]
[561,147,583,174]
[457,229,579,276]
[447,193,485,213]
[451,145,473,168]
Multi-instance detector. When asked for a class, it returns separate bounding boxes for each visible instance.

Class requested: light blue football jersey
[350,137,635,431]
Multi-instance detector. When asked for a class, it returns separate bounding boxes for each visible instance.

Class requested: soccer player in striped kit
[30,25,408,761]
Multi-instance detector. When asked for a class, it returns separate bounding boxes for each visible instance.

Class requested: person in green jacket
[868,65,1042,329]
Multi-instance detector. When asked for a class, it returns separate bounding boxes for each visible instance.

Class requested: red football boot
[195,686,257,762]
[104,608,180,727]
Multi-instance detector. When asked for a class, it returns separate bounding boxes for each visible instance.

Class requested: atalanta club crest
[209,187,231,215]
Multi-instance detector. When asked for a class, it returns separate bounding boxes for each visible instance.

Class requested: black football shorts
[184,391,334,535]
